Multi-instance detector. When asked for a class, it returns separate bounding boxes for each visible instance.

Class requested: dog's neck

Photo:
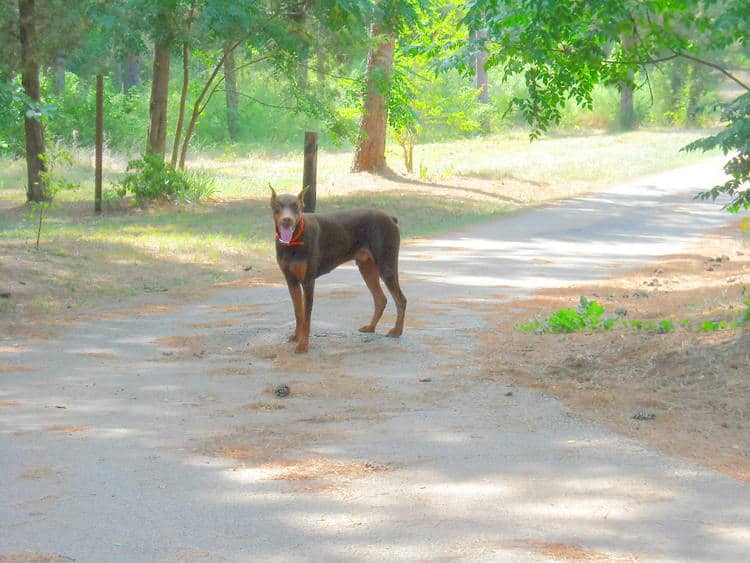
[276,214,305,246]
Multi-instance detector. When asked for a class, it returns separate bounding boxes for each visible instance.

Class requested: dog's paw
[386,328,402,338]
[358,325,375,333]
[294,340,309,353]
[288,332,299,342]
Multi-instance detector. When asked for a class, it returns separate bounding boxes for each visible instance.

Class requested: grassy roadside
[1,129,718,334]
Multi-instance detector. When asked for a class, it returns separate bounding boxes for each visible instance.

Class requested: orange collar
[276,215,305,246]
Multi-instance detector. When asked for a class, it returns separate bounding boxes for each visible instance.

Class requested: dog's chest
[276,245,311,282]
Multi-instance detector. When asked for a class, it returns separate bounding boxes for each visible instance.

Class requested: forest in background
[0,0,748,207]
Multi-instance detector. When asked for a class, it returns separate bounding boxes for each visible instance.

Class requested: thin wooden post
[302,131,317,212]
[95,74,103,214]
[475,29,489,104]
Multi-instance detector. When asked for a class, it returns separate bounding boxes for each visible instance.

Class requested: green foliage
[119,153,215,205]
[0,80,59,155]
[516,296,675,334]
[38,149,77,196]
[628,318,674,333]
[459,0,749,210]
[0,82,26,154]
[388,58,419,138]
[398,0,496,142]
[553,61,721,132]
[517,296,750,335]
[517,296,621,334]
[742,301,750,324]
[655,60,720,128]
[460,0,744,135]
[657,319,675,333]
[408,69,488,140]
[192,65,354,149]
[0,73,148,156]
[697,302,750,331]
[1,0,746,178]
[44,73,148,153]
[685,92,750,212]
[700,320,730,332]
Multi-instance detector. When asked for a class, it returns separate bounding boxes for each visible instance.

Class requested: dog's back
[303,209,400,277]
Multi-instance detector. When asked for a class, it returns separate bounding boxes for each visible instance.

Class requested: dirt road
[2,158,749,561]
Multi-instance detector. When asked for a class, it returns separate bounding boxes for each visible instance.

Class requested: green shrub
[119,154,215,206]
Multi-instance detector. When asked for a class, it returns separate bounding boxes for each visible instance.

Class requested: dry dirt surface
[1,159,749,561]
[486,226,750,483]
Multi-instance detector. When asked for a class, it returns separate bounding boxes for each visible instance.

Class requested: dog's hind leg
[382,270,406,337]
[375,223,406,337]
[357,258,387,333]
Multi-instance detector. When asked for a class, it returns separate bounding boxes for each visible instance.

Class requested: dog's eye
[273,206,282,213]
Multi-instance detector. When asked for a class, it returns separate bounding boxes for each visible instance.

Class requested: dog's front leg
[296,279,315,353]
[286,279,304,343]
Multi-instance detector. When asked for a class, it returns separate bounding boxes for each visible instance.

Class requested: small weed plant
[28,149,77,248]
[119,153,215,206]
[517,296,622,334]
[516,296,749,335]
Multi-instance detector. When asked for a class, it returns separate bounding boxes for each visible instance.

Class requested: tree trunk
[171,41,190,167]
[351,23,395,173]
[111,58,123,93]
[224,46,240,142]
[179,43,240,169]
[299,55,309,89]
[146,39,170,158]
[315,39,326,83]
[18,0,46,202]
[618,31,637,130]
[685,63,705,127]
[668,60,684,114]
[54,51,65,95]
[619,77,636,130]
[95,75,104,214]
[123,52,141,93]
[170,1,195,165]
[302,131,318,212]
[473,30,489,104]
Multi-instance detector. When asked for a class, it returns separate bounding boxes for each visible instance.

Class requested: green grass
[0,129,721,326]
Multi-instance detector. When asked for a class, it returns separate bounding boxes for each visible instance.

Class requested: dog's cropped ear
[268,183,277,207]
[297,186,309,211]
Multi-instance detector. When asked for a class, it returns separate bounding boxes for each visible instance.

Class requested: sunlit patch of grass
[412,130,717,189]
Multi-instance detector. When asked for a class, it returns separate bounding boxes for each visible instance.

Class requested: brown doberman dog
[270,186,407,353]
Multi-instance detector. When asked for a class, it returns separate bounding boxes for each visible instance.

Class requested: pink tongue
[279,225,294,243]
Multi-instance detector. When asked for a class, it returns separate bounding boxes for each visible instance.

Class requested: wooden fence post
[95,74,103,214]
[302,131,317,212]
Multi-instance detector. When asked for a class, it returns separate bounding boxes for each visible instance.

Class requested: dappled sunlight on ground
[2,158,748,560]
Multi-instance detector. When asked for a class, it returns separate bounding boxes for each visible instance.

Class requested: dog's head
[269,184,308,244]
